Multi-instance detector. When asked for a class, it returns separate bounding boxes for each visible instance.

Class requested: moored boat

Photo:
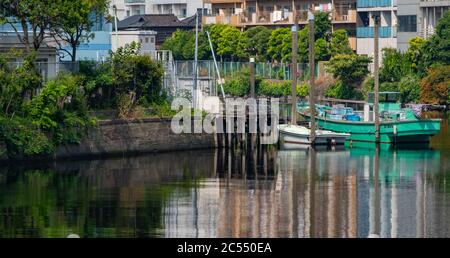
[298,92,441,144]
[278,124,350,146]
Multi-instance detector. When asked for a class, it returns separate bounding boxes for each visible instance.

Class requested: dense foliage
[420,66,450,104]
[0,56,94,158]
[0,0,109,60]
[325,54,371,99]
[0,42,166,158]
[162,12,353,64]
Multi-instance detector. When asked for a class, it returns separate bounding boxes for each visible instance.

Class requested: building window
[127,10,130,17]
[398,15,417,32]
[145,37,149,43]
[150,37,155,43]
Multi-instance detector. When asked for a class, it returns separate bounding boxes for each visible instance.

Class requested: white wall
[110,0,211,21]
[111,31,157,53]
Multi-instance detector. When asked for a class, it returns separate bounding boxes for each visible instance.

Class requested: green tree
[161,29,210,60]
[399,74,421,103]
[51,0,109,61]
[406,37,425,73]
[111,42,164,104]
[314,12,332,41]
[298,27,310,63]
[315,38,330,61]
[0,0,59,52]
[217,25,248,60]
[244,26,271,61]
[326,54,371,99]
[419,11,450,73]
[268,28,291,62]
[330,29,353,56]
[379,48,411,83]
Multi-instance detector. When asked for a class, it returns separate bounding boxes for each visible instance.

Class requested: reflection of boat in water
[298,92,441,144]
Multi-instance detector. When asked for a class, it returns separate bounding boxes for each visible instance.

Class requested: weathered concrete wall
[0,118,216,161]
[54,118,216,159]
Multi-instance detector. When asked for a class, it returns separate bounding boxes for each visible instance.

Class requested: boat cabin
[368,91,402,112]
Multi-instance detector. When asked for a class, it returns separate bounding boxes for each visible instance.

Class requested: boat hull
[300,113,441,144]
[279,128,348,146]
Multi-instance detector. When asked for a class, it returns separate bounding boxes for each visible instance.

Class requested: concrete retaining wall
[0,118,216,161]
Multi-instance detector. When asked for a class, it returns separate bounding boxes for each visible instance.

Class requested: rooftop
[118,14,197,30]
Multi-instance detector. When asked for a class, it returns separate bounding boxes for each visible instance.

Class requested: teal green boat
[298,92,441,144]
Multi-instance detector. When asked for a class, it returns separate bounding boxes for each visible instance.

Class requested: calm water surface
[1,114,450,238]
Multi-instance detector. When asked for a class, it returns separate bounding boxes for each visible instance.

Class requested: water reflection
[0,114,449,238]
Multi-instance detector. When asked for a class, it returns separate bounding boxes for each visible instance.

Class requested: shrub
[420,65,450,104]
[78,60,113,109]
[111,43,164,106]
[399,75,421,103]
[257,80,308,98]
[222,68,262,97]
[0,116,53,157]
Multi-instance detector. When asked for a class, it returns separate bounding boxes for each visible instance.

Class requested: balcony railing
[205,9,358,26]
[124,0,146,3]
[333,9,357,22]
[357,0,392,8]
[357,26,392,38]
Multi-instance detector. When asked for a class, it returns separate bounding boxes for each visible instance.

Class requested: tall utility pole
[193,11,199,109]
[113,5,119,51]
[373,15,380,143]
[291,15,299,125]
[308,10,316,144]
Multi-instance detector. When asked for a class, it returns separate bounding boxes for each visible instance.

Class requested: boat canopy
[368,92,400,104]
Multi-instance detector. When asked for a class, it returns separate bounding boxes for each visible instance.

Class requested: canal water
[1,114,450,238]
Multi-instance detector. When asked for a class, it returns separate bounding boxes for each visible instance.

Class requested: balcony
[357,0,392,8]
[357,26,392,37]
[203,14,241,26]
[124,0,146,3]
[333,9,357,23]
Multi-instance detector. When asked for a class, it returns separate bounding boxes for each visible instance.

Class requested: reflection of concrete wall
[53,118,216,160]
[52,150,216,188]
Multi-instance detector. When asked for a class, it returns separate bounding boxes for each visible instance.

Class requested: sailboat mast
[291,15,299,125]
[373,15,380,143]
[308,10,316,143]
[193,11,199,109]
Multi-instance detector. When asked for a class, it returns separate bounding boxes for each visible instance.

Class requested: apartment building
[110,0,211,21]
[203,0,358,50]
[397,0,450,51]
[0,12,111,62]
[356,0,397,60]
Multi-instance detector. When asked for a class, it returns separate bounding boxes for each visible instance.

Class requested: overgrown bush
[257,80,308,98]
[79,60,113,109]
[325,80,361,99]
[399,75,421,103]
[0,73,95,158]
[222,68,262,97]
[420,65,450,104]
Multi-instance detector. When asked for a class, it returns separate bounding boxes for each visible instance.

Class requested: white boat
[278,124,350,146]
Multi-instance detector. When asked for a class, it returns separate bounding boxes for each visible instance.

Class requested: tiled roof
[118,14,197,30]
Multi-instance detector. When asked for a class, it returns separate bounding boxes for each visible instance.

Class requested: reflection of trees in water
[0,151,216,238]
[1,144,450,238]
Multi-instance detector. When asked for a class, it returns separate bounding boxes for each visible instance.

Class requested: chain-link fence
[174,60,312,81]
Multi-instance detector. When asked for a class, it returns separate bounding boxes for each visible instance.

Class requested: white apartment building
[110,0,211,21]
[397,0,450,51]
[356,0,398,63]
